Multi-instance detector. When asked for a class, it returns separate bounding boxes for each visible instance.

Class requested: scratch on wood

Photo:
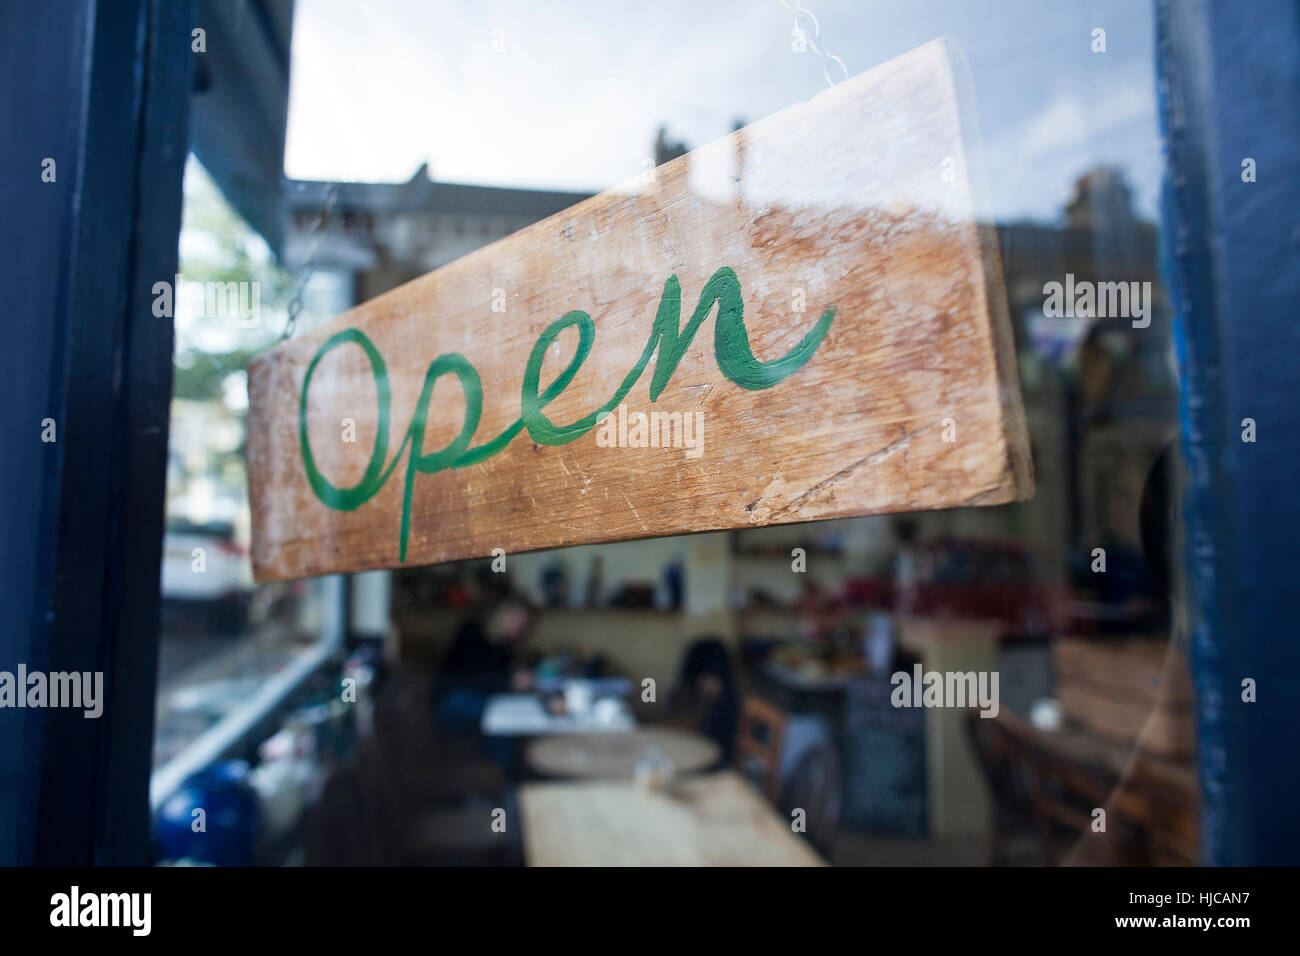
[773,426,931,517]
[620,489,647,531]
[682,382,715,406]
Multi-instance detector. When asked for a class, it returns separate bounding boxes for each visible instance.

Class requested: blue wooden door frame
[1156,0,1300,864]
[0,0,193,865]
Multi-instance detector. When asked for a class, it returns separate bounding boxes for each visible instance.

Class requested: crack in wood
[765,424,935,518]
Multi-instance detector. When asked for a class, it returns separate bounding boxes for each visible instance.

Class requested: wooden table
[480,693,636,737]
[519,771,826,866]
[526,727,720,780]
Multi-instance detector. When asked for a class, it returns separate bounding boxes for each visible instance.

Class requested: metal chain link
[779,0,849,86]
[281,181,340,341]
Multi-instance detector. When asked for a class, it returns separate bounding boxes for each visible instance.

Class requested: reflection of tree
[169,159,293,531]
[176,160,291,355]
[173,347,259,401]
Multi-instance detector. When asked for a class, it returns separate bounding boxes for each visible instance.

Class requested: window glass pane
[153,160,342,787]
[157,0,1195,868]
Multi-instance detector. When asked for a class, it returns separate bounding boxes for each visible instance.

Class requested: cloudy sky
[284,0,1162,224]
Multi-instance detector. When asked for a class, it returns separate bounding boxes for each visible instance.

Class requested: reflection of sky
[286,0,1161,224]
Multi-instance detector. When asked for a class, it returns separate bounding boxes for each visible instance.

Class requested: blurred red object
[845,538,1069,635]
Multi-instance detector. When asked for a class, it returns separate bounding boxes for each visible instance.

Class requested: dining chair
[735,694,789,803]
[780,739,843,856]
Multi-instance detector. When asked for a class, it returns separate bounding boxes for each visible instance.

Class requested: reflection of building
[995,166,1175,623]
[283,165,597,649]
[283,164,593,307]
[654,126,689,166]
[284,129,705,309]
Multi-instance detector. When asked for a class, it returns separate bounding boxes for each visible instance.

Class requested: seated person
[671,637,738,761]
[433,599,534,732]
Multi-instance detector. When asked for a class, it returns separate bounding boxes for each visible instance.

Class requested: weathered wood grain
[518,771,826,866]
[247,37,1031,580]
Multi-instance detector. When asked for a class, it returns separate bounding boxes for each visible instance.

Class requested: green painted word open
[298,267,836,561]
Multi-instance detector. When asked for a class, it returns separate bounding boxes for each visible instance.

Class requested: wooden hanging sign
[247,38,1032,581]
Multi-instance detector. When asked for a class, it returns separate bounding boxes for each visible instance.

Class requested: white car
[161,521,253,632]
